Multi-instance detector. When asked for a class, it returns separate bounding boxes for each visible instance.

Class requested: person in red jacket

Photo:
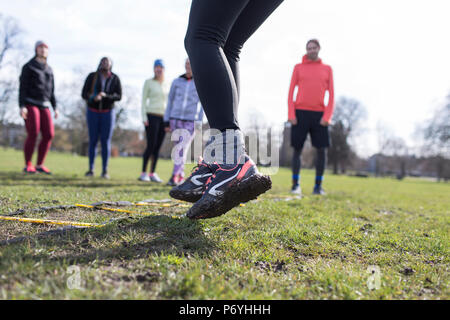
[288,39,335,196]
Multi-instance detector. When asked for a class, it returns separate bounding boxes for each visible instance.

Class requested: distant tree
[420,97,450,181]
[328,97,367,174]
[112,85,140,154]
[0,14,23,145]
[423,99,450,157]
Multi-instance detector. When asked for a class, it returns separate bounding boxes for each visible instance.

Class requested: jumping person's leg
[177,0,283,219]
[223,0,284,103]
[185,0,283,131]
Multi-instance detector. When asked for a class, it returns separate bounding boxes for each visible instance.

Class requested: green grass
[0,148,448,300]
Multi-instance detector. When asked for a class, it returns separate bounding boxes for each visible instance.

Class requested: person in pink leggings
[19,41,59,175]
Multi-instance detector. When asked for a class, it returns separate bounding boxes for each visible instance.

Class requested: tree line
[0,13,448,181]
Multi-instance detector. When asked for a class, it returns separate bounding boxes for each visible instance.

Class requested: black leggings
[293,148,327,178]
[142,114,166,173]
[185,0,283,131]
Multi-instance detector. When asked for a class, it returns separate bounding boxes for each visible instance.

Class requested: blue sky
[2,0,450,156]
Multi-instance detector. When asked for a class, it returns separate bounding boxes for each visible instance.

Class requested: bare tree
[0,13,24,145]
[419,97,450,181]
[328,97,367,174]
[0,14,22,68]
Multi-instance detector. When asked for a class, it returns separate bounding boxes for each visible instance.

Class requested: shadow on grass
[5,214,214,267]
[0,172,172,190]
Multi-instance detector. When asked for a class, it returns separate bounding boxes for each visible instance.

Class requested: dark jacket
[19,57,57,110]
[81,72,122,111]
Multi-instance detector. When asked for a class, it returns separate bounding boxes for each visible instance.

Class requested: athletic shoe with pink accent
[169,157,217,203]
[23,163,36,174]
[186,154,272,220]
[36,165,52,175]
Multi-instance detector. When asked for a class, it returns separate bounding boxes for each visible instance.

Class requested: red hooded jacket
[288,55,335,122]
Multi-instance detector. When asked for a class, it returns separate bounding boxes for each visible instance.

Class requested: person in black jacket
[81,57,122,179]
[19,40,59,175]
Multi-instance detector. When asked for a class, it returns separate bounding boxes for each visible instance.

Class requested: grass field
[0,148,448,300]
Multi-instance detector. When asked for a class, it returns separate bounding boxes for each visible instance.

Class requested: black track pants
[142,114,166,173]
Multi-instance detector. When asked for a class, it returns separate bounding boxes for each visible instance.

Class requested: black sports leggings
[142,114,166,173]
[185,0,283,131]
[293,148,327,178]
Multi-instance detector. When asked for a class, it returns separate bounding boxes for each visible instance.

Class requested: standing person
[287,39,335,196]
[81,57,122,179]
[170,0,284,219]
[164,59,204,187]
[19,40,58,175]
[139,59,169,183]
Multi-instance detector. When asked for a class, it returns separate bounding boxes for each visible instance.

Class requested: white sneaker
[138,173,150,182]
[150,173,163,183]
[291,185,302,196]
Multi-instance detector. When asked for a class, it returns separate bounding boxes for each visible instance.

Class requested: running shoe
[150,173,163,183]
[101,172,110,180]
[166,175,177,187]
[23,163,36,174]
[36,165,52,175]
[85,170,94,177]
[138,172,151,182]
[177,174,185,185]
[169,157,215,203]
[186,155,272,220]
[291,184,302,196]
[313,185,326,195]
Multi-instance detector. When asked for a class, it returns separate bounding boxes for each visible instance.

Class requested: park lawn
[0,148,448,300]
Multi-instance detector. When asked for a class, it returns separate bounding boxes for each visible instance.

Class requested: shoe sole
[169,188,203,203]
[187,173,272,220]
[36,171,52,175]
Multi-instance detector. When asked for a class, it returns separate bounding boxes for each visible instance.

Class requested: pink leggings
[24,106,54,166]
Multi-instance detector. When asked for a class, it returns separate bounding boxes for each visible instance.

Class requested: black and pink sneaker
[23,163,36,174]
[36,165,52,175]
[186,154,272,220]
[169,157,217,203]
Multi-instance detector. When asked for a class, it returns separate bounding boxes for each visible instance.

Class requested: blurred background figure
[139,59,168,183]
[19,40,59,175]
[288,39,335,196]
[164,58,204,186]
[81,57,122,179]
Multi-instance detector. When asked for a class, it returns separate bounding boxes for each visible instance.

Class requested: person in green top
[139,59,169,183]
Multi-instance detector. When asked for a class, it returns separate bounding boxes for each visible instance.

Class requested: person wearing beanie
[139,59,169,183]
[164,58,204,187]
[169,0,284,219]
[19,40,58,175]
[81,57,122,179]
[287,39,335,196]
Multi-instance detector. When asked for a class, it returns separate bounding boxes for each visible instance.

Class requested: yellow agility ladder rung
[75,204,182,220]
[0,216,104,228]
[75,204,155,216]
